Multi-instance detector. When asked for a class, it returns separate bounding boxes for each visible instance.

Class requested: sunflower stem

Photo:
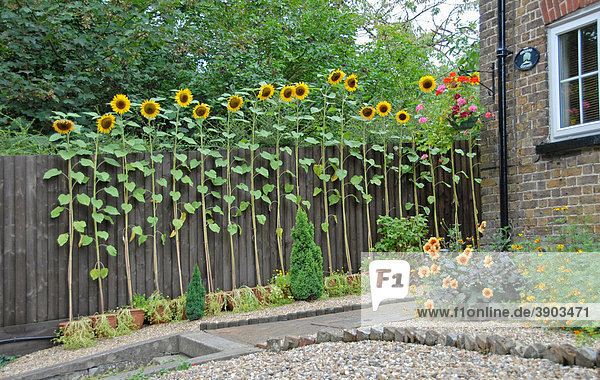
[412,136,420,216]
[428,150,439,238]
[92,134,105,313]
[250,99,261,286]
[147,122,160,294]
[172,108,184,296]
[339,95,352,273]
[398,139,404,219]
[361,125,373,251]
[320,94,333,272]
[66,133,74,322]
[120,116,133,304]
[274,104,285,273]
[294,101,300,202]
[468,136,480,248]
[197,119,214,294]
[225,111,236,289]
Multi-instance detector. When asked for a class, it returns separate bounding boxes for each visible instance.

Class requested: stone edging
[261,326,600,369]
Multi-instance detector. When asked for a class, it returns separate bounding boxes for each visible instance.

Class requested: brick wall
[479,0,600,240]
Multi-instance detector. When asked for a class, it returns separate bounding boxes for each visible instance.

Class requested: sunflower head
[110,94,131,115]
[376,101,391,117]
[227,95,243,112]
[97,114,115,134]
[193,103,210,119]
[52,119,74,134]
[258,84,275,100]
[396,110,410,123]
[175,89,193,107]
[280,86,294,102]
[141,100,161,119]
[360,106,375,120]
[293,82,309,100]
[419,76,436,92]
[328,70,345,85]
[344,74,358,92]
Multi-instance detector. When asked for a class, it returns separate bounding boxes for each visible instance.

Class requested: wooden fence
[0,141,480,328]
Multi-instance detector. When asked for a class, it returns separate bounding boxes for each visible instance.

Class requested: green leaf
[455,148,465,155]
[132,225,143,236]
[73,220,86,233]
[105,186,119,198]
[151,193,163,203]
[90,268,100,280]
[151,154,164,163]
[76,193,90,206]
[51,206,64,218]
[227,223,238,235]
[276,227,283,238]
[223,195,235,204]
[100,268,109,279]
[58,193,71,205]
[474,178,482,183]
[328,193,340,205]
[256,214,266,225]
[175,153,187,163]
[184,203,195,214]
[90,198,103,209]
[313,187,322,196]
[262,184,275,194]
[147,216,158,227]
[321,222,329,232]
[171,169,183,181]
[138,235,148,245]
[169,191,181,202]
[239,201,250,212]
[302,200,311,210]
[57,233,69,246]
[157,178,168,187]
[92,212,105,223]
[104,157,121,167]
[350,175,362,186]
[190,159,201,169]
[172,218,184,230]
[104,206,120,215]
[181,175,194,186]
[256,167,269,178]
[405,202,414,210]
[453,174,461,184]
[284,183,294,193]
[237,183,249,192]
[43,168,62,180]
[132,188,146,202]
[97,231,109,240]
[208,223,220,233]
[250,190,261,199]
[96,172,110,182]
[124,181,136,192]
[107,245,117,256]
[80,235,93,246]
[72,172,86,184]
[118,173,128,182]
[427,195,436,204]
[121,203,133,214]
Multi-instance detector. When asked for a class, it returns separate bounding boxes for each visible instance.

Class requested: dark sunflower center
[331,72,341,81]
[348,78,356,88]
[379,105,388,113]
[196,106,207,117]
[230,97,240,108]
[57,121,71,131]
[399,113,407,120]
[101,117,112,129]
[116,100,127,109]
[262,88,272,97]
[283,88,293,98]
[296,87,305,96]
[180,94,189,103]
[363,108,373,117]
[423,79,433,89]
[144,104,156,114]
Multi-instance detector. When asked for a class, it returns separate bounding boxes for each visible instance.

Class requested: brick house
[479,0,600,237]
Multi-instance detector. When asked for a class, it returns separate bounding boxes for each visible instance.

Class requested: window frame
[548,5,600,142]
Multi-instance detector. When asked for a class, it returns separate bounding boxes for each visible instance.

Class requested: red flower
[469,76,480,84]
[449,72,457,77]
[460,111,469,118]
[443,77,452,84]
[456,76,469,83]
[485,112,493,118]
[452,105,460,111]
[454,93,461,99]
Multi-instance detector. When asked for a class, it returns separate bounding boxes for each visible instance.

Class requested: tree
[289,208,324,300]
[185,264,206,320]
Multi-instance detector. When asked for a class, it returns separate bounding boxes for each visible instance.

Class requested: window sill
[536,134,600,154]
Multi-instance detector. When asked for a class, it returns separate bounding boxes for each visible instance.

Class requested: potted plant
[54,317,96,350]
[130,293,148,329]
[205,291,226,316]
[170,294,187,321]
[115,309,138,335]
[144,292,173,324]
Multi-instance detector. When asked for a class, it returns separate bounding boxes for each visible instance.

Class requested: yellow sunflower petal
[328,70,345,85]
[396,110,410,123]
[280,86,294,102]
[344,74,358,92]
[52,119,74,134]
[419,76,436,92]
[110,94,130,115]
[258,84,275,100]
[360,106,375,120]
[97,114,115,134]
[227,95,243,112]
[376,101,391,117]
[175,89,193,108]
[141,100,161,119]
[193,103,210,119]
[293,82,309,100]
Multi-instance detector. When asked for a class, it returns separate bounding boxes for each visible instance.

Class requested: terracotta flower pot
[205,292,226,312]
[252,286,271,304]
[169,299,187,320]
[128,308,145,330]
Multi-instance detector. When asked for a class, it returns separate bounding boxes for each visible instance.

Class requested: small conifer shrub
[185,264,206,320]
[289,208,324,300]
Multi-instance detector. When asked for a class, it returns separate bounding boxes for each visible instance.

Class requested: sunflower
[193,103,210,119]
[344,74,358,92]
[110,94,130,115]
[360,106,375,120]
[227,95,243,112]
[280,85,294,102]
[419,76,436,92]
[52,119,74,134]
[396,110,410,123]
[328,69,345,85]
[175,89,193,107]
[141,100,161,119]
[293,82,309,100]
[97,114,115,134]
[258,84,275,100]
[376,101,391,117]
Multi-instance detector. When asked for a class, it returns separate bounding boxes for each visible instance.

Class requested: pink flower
[485,112,493,118]
[468,105,478,112]
[437,85,446,92]
[583,101,590,109]
[416,103,424,112]
[457,97,467,106]
[418,117,427,124]
[421,154,429,160]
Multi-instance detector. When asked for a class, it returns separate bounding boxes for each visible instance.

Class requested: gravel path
[0,295,361,378]
[155,341,600,379]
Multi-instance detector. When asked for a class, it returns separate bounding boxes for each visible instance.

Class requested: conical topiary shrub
[289,208,324,300]
[185,264,206,320]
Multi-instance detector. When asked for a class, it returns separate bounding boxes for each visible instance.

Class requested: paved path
[210,300,417,345]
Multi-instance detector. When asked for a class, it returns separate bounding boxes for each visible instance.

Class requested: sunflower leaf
[57,233,69,246]
[92,212,104,223]
[51,206,64,218]
[76,193,90,206]
[43,168,62,179]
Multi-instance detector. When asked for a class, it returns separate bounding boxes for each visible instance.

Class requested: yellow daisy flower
[97,114,115,134]
[110,94,130,115]
[141,100,161,119]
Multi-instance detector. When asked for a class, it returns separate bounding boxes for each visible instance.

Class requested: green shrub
[53,317,96,350]
[205,291,226,316]
[289,208,324,301]
[229,286,261,313]
[323,272,349,298]
[185,265,206,320]
[374,215,429,252]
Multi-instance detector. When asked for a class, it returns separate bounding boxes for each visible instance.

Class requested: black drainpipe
[496,0,511,245]
[0,336,55,345]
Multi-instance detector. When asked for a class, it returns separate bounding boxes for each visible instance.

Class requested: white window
[548,6,600,141]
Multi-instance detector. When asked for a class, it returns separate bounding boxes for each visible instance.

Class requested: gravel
[155,341,600,380]
[0,295,361,378]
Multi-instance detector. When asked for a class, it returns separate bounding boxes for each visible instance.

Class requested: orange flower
[482,288,493,299]
[456,253,469,265]
[463,247,473,257]
[450,279,458,289]
[428,250,440,260]
[449,72,457,77]
[428,237,440,246]
[423,243,433,253]
[424,299,434,310]
[418,266,431,278]
[456,75,469,83]
[484,255,493,268]
[443,77,452,84]
[442,276,452,288]
[430,264,440,275]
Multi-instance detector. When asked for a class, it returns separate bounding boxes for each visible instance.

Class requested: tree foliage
[185,264,206,320]
[289,208,324,301]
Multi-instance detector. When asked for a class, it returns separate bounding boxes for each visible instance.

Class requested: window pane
[581,22,598,74]
[560,79,580,128]
[582,74,599,123]
[559,29,579,79]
